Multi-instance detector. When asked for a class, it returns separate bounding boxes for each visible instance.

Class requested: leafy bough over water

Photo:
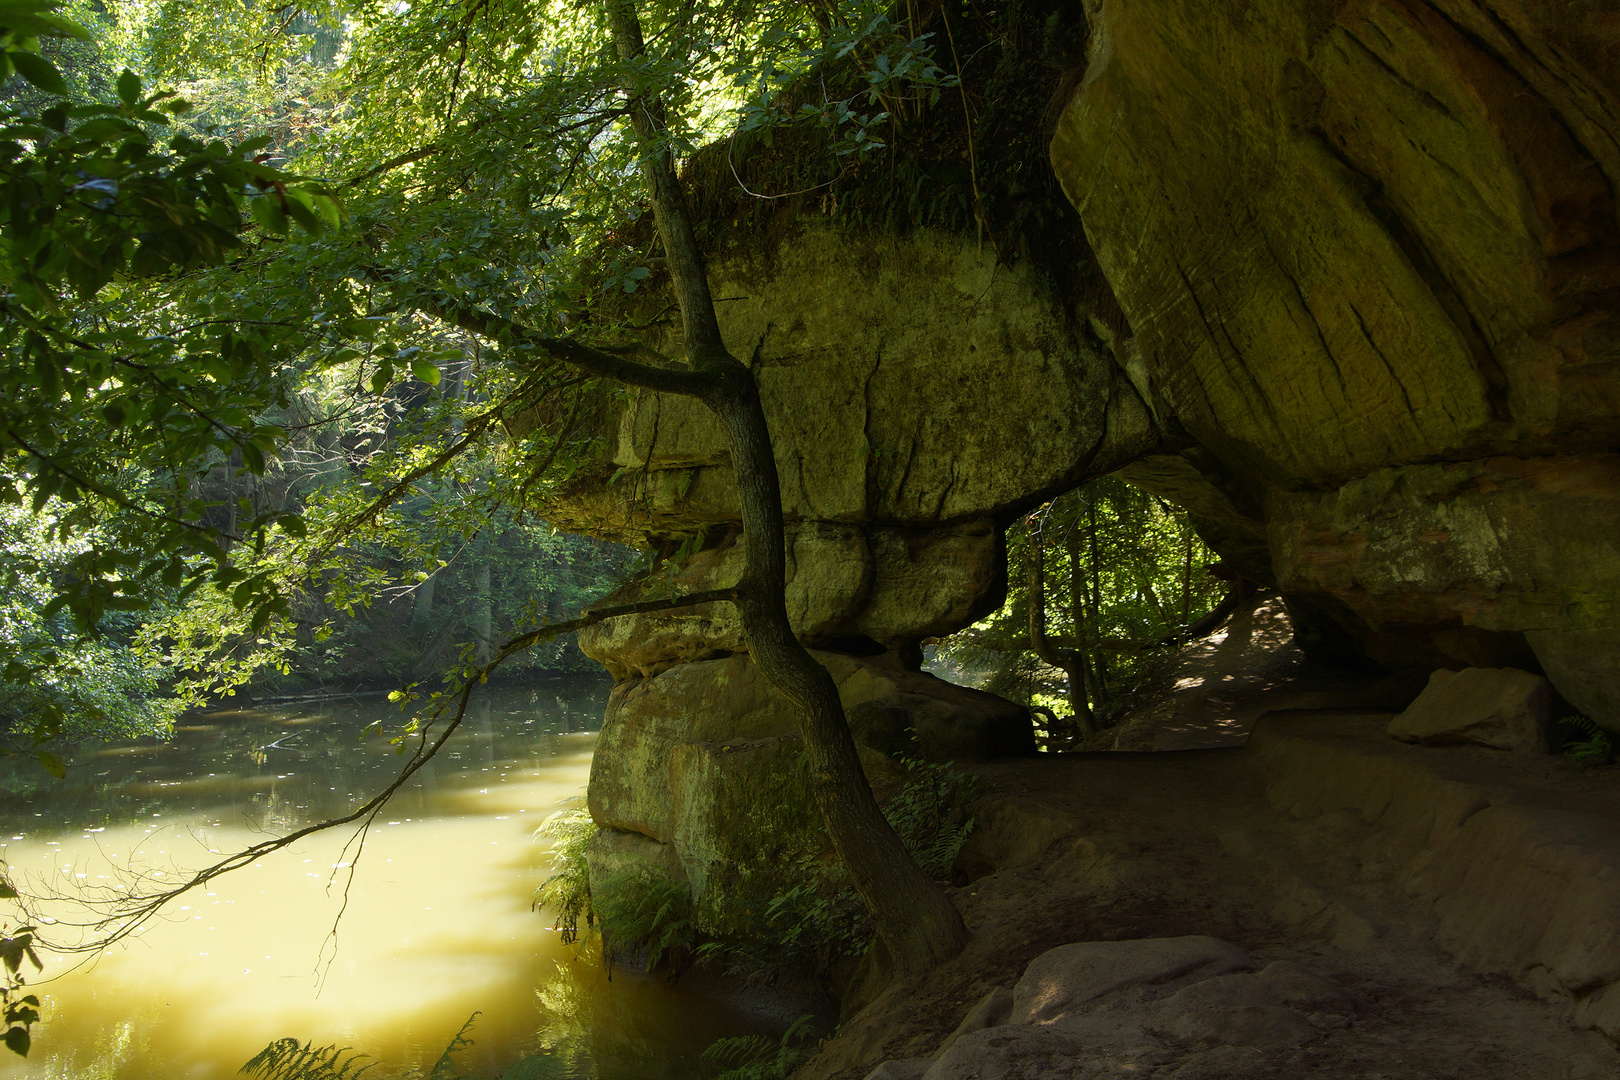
[0,875,42,1058]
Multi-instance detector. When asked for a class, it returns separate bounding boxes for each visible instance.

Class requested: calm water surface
[0,682,761,1079]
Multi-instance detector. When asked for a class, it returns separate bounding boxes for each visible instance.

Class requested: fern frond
[425,1011,480,1080]
[238,1038,377,1080]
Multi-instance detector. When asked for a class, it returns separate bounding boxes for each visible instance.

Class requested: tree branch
[411,293,717,397]
[27,585,738,955]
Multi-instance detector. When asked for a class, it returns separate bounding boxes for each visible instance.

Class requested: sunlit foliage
[936,476,1227,736]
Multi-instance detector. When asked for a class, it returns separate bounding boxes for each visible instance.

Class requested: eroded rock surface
[545,0,1620,965]
[862,937,1357,1080]
[587,651,1031,936]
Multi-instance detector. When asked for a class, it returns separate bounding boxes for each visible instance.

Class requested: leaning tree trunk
[599,0,969,974]
[1027,518,1094,739]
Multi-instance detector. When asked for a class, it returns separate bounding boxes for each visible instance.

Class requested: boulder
[1011,936,1257,1024]
[912,937,1353,1078]
[1388,667,1552,752]
[1167,1005,1319,1050]
[1162,961,1359,1017]
[935,986,1015,1056]
[862,1061,932,1080]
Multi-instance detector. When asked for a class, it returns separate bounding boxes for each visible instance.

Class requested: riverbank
[801,708,1620,1079]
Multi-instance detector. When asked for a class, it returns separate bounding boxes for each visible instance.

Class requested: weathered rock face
[1387,666,1552,752]
[553,0,1620,934]
[555,227,1137,918]
[546,225,1158,549]
[1050,0,1620,721]
[860,938,1360,1079]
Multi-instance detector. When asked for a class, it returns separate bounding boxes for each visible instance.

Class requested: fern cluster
[1562,715,1617,766]
[591,867,696,973]
[238,1039,377,1080]
[531,808,598,946]
[700,1015,818,1080]
[238,1015,565,1080]
[703,758,978,979]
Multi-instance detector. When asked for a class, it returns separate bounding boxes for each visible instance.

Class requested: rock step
[1248,711,1620,1040]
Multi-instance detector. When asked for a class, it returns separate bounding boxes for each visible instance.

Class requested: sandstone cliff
[542,0,1620,943]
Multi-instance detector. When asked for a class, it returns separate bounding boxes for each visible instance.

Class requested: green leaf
[241,440,265,475]
[311,192,343,231]
[115,68,140,106]
[36,10,90,38]
[0,882,17,899]
[282,189,320,233]
[4,1025,29,1058]
[249,195,287,234]
[9,50,65,96]
[34,749,65,778]
[411,358,441,386]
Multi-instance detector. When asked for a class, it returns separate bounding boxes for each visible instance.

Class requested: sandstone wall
[552,0,1620,927]
[1050,0,1620,722]
[557,227,1140,926]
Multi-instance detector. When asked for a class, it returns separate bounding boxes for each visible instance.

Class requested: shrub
[700,1015,818,1080]
[1561,715,1616,766]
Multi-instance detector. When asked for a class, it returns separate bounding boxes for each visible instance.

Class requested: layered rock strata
[551,0,1620,936]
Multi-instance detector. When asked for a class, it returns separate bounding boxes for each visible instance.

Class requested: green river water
[0,682,764,1079]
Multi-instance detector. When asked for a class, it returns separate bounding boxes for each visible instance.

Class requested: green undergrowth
[698,758,979,981]
[667,0,1110,314]
[700,1015,819,1080]
[531,807,596,946]
[531,760,979,986]
[592,867,697,972]
[1560,714,1617,766]
[240,1013,563,1080]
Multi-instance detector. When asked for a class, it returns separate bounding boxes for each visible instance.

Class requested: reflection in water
[0,683,761,1079]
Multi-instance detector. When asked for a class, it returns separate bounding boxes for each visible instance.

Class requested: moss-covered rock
[587,651,1030,937]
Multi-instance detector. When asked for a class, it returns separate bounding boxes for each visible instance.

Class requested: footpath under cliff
[795,646,1620,1079]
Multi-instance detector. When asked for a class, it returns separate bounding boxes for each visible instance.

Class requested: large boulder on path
[1387,667,1553,753]
[1010,936,1257,1024]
